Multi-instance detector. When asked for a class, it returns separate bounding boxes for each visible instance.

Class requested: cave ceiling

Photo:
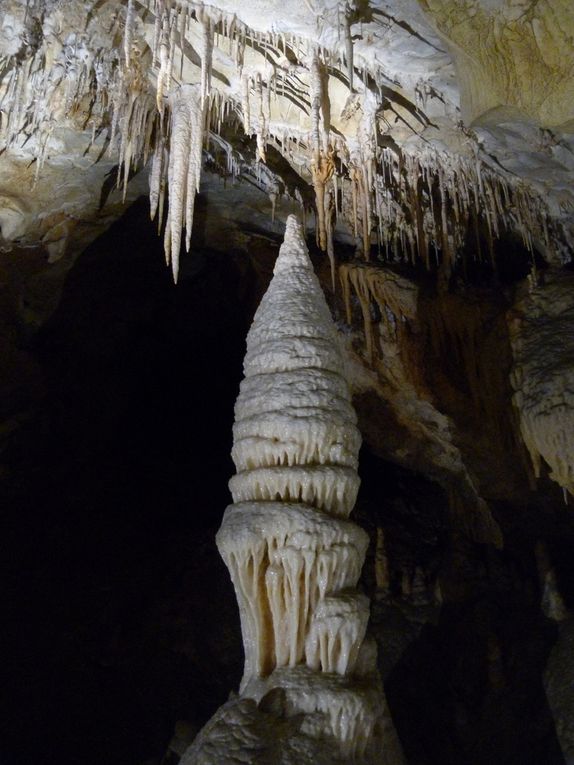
[0,0,573,277]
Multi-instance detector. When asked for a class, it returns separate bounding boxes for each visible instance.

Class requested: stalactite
[123,0,135,67]
[240,72,251,134]
[200,16,213,108]
[152,2,162,67]
[155,8,171,113]
[255,73,266,162]
[164,84,203,283]
[344,3,354,92]
[149,136,166,225]
[311,148,335,253]
[308,49,337,268]
[309,51,329,164]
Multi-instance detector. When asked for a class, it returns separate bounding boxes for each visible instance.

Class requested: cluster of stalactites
[0,0,158,190]
[339,261,418,365]
[149,84,204,282]
[1,0,564,287]
[339,144,560,269]
[217,215,370,695]
[141,0,332,278]
[338,259,508,549]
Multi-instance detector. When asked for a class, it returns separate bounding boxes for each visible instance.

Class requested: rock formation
[1,0,573,279]
[509,271,574,499]
[184,215,404,764]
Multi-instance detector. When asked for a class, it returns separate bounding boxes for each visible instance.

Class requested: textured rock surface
[509,271,574,497]
[419,0,574,127]
[338,260,514,546]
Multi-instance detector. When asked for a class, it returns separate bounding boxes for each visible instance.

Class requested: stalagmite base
[183,216,404,764]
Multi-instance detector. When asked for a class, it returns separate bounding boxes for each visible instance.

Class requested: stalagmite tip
[273,215,311,274]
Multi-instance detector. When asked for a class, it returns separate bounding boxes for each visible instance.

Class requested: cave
[1,2,574,764]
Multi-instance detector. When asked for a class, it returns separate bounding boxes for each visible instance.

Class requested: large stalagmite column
[184,216,404,765]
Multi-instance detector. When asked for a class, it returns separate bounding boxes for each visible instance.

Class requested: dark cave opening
[1,197,250,765]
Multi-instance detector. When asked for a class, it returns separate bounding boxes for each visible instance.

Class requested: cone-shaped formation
[218,215,366,687]
[229,215,361,521]
[185,216,405,764]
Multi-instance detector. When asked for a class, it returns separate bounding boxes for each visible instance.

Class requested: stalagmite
[184,216,405,764]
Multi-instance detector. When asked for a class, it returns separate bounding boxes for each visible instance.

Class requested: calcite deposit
[1,0,573,277]
[509,271,574,498]
[185,215,404,763]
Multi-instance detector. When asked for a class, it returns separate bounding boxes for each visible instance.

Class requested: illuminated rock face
[419,0,574,128]
[185,216,404,763]
[1,0,573,283]
[509,272,574,498]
